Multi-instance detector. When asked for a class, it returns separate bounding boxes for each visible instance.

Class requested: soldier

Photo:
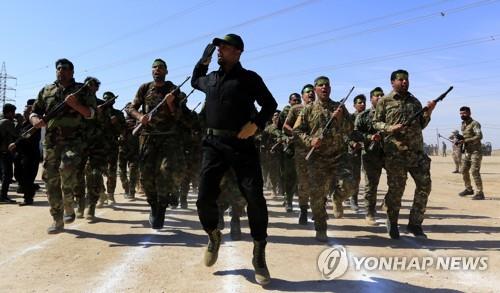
[347,94,366,211]
[449,130,462,173]
[12,99,42,206]
[262,111,282,197]
[442,142,447,157]
[284,84,315,224]
[354,87,385,225]
[103,92,125,202]
[31,58,96,233]
[457,106,485,200]
[373,69,437,239]
[192,34,277,285]
[126,58,189,230]
[74,76,108,220]
[0,103,18,203]
[118,111,140,199]
[295,76,356,242]
[279,93,300,212]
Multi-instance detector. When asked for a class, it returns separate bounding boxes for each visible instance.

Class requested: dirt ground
[0,155,498,293]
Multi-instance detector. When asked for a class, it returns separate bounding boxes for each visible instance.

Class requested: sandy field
[0,155,498,293]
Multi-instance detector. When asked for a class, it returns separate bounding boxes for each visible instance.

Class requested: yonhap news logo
[317,246,489,280]
[317,246,349,280]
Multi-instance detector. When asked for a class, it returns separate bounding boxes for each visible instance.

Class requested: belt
[206,128,238,137]
[141,130,177,136]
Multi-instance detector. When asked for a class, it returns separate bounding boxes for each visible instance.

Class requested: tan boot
[47,219,64,234]
[204,230,222,267]
[252,240,271,285]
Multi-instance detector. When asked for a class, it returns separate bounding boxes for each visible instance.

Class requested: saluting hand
[237,122,258,139]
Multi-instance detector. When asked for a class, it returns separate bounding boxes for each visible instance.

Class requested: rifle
[21,81,90,139]
[179,88,195,105]
[97,95,119,111]
[404,86,453,128]
[305,86,355,161]
[438,133,453,143]
[132,76,191,136]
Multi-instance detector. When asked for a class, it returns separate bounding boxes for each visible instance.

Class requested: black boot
[148,200,158,227]
[298,205,308,225]
[386,210,400,239]
[252,240,271,285]
[152,204,167,230]
[230,216,241,241]
[406,223,427,238]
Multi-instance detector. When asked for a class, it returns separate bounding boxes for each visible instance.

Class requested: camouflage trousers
[294,148,311,207]
[350,152,362,200]
[140,136,186,206]
[280,152,297,204]
[362,154,384,211]
[105,146,119,195]
[266,155,281,196]
[385,153,432,225]
[118,149,139,196]
[462,150,483,192]
[178,150,200,204]
[76,141,107,206]
[217,170,247,217]
[308,152,356,229]
[43,141,84,220]
[452,150,462,172]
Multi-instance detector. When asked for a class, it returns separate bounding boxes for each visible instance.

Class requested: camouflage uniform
[295,99,355,232]
[373,90,432,227]
[118,116,140,198]
[262,122,282,196]
[449,131,462,172]
[461,117,483,193]
[127,81,189,223]
[104,107,125,197]
[348,111,363,206]
[33,79,95,224]
[278,105,297,211]
[354,108,384,214]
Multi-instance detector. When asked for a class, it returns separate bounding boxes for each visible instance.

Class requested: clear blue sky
[2,0,500,147]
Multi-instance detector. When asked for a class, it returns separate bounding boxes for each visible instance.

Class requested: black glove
[199,43,216,65]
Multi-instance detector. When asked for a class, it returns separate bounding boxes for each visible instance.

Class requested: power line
[0,62,17,107]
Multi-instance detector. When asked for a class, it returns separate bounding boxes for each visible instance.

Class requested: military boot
[76,197,86,219]
[204,229,222,267]
[472,191,485,200]
[406,223,427,238]
[332,199,344,219]
[63,206,76,224]
[386,210,400,239]
[96,192,107,208]
[458,188,474,197]
[230,216,242,241]
[314,221,328,242]
[47,219,64,234]
[217,206,225,230]
[252,240,271,285]
[298,205,308,225]
[365,208,377,226]
[285,199,293,213]
[107,193,115,204]
[148,201,158,228]
[152,204,167,230]
[86,204,96,220]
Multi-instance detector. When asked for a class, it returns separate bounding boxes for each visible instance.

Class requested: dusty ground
[0,155,498,293]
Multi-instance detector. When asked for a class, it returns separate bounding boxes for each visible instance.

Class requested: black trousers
[14,151,40,201]
[197,135,268,241]
[1,152,14,198]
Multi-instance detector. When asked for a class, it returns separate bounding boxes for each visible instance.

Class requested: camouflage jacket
[285,104,304,130]
[461,117,482,152]
[127,81,190,136]
[33,79,96,143]
[295,98,353,156]
[373,90,430,156]
[355,108,383,156]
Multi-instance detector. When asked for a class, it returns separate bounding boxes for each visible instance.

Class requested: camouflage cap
[212,34,244,51]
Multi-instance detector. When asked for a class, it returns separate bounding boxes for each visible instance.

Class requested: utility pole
[0,62,17,108]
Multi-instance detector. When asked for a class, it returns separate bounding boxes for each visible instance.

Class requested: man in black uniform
[0,103,18,203]
[192,33,277,286]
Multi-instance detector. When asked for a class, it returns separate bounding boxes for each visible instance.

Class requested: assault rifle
[132,76,191,136]
[305,86,355,161]
[21,81,90,139]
